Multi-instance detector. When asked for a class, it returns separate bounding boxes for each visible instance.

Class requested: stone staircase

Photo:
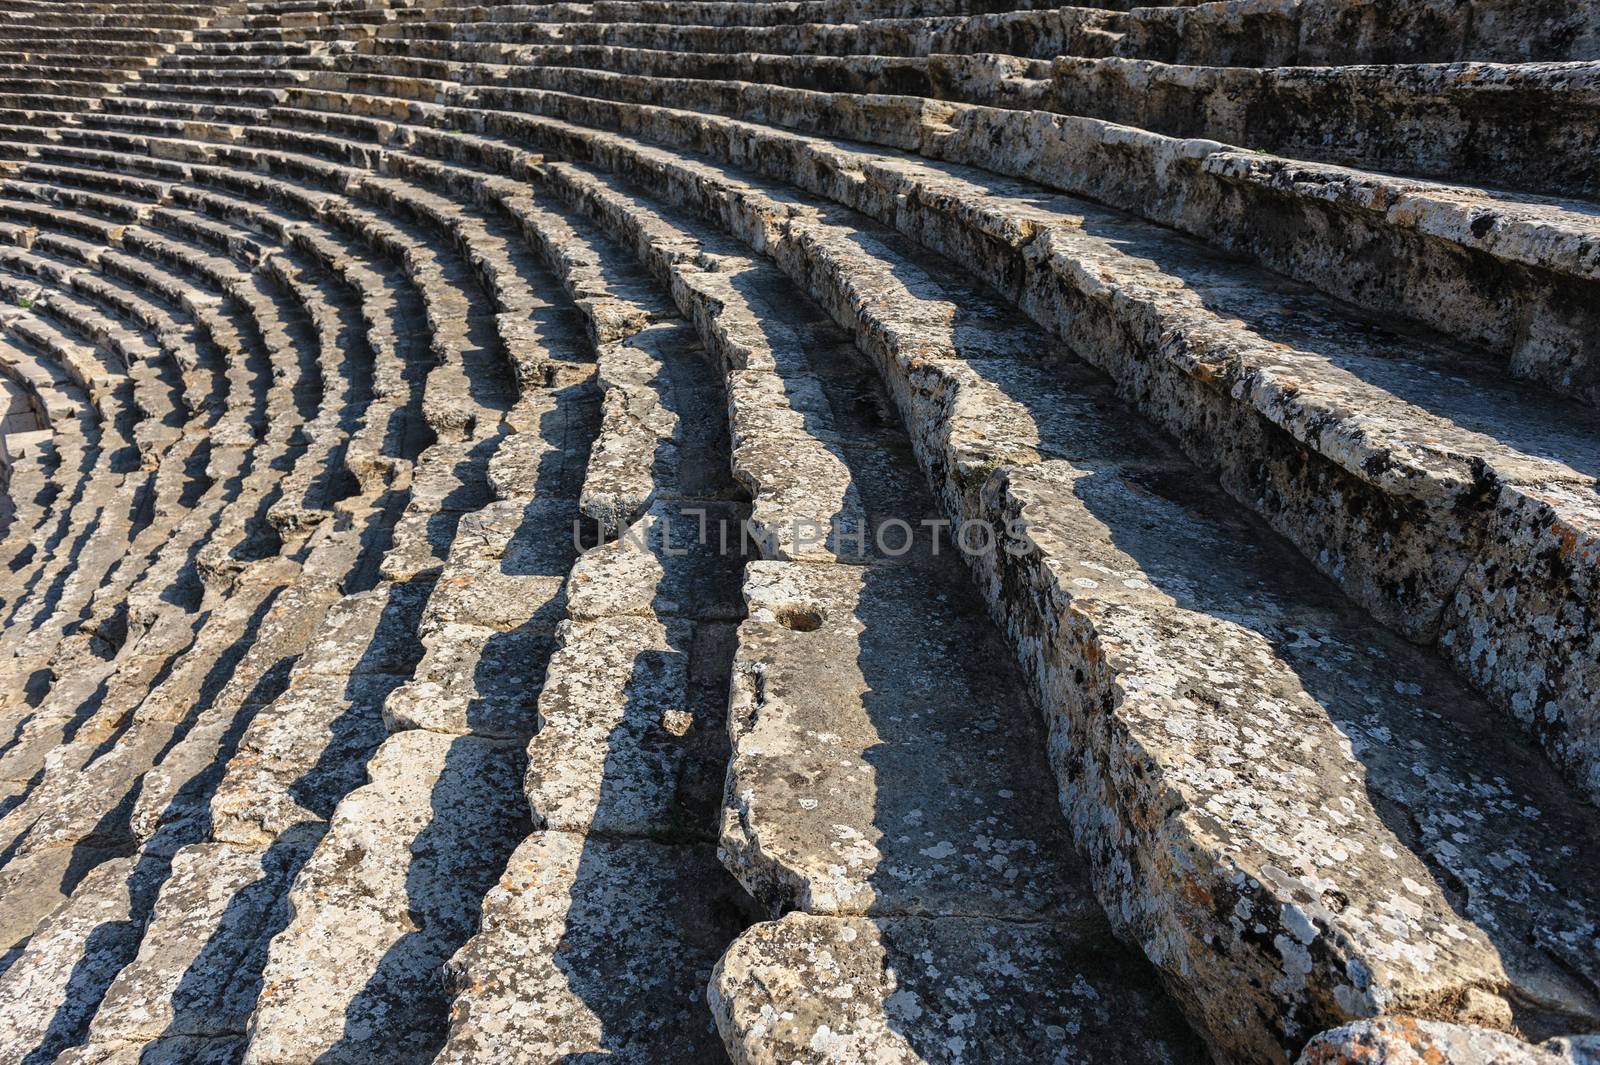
[0,1,1595,1063]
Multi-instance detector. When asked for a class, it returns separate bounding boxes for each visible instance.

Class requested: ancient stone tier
[0,1,1596,1063]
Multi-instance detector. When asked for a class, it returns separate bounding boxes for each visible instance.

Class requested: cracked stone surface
[0,3,1596,1065]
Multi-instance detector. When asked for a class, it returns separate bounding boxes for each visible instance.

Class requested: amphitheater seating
[0,1,1595,1063]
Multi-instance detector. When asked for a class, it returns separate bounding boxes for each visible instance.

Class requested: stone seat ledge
[18,93,1600,786]
[490,151,1206,1065]
[159,89,1600,796]
[563,122,1600,1061]
[126,54,1600,405]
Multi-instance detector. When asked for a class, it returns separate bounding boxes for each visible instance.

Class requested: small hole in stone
[775,606,823,632]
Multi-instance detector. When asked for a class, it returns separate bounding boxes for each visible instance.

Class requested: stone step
[314,38,1600,202]
[186,0,1600,64]
[0,51,159,69]
[0,92,101,114]
[0,65,133,85]
[432,180,759,1064]
[237,187,594,1063]
[285,55,1600,400]
[524,155,1209,1065]
[187,8,1113,54]
[103,78,1600,799]
[97,57,1600,419]
[1295,1018,1600,1065]
[1113,0,1600,66]
[0,25,198,42]
[0,505,416,1063]
[0,203,342,945]
[334,94,1600,806]
[0,222,432,1063]
[225,0,1112,31]
[510,119,1600,1064]
[264,7,1126,58]
[0,276,186,679]
[945,55,1600,202]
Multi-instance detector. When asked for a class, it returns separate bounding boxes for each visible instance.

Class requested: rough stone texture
[0,857,158,1065]
[712,912,1204,1065]
[64,839,314,1055]
[1,2,1598,1065]
[524,614,716,840]
[723,559,1082,920]
[243,729,529,1065]
[438,833,753,1065]
[1298,1018,1600,1065]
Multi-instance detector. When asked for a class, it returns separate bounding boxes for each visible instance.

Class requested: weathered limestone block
[524,614,725,840]
[485,386,598,502]
[712,912,1204,1065]
[421,556,569,634]
[243,729,528,1065]
[967,455,1600,1058]
[1298,1018,1600,1065]
[564,499,748,622]
[722,559,1082,920]
[381,621,553,739]
[1117,0,1600,65]
[509,115,1600,809]
[580,321,693,533]
[208,671,398,846]
[0,857,159,1064]
[66,839,314,1053]
[437,832,754,1065]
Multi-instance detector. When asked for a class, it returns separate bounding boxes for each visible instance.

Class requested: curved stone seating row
[107,59,1600,410]
[0,68,1593,1055]
[502,103,1600,1055]
[0,1,1596,1063]
[106,68,1593,1055]
[103,76,1600,1061]
[0,149,432,1065]
[0,266,181,678]
[58,63,1600,811]
[0,91,611,1061]
[530,153,1207,1064]
[0,166,432,959]
[176,0,1600,64]
[0,259,157,674]
[218,0,1115,33]
[266,39,1596,200]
